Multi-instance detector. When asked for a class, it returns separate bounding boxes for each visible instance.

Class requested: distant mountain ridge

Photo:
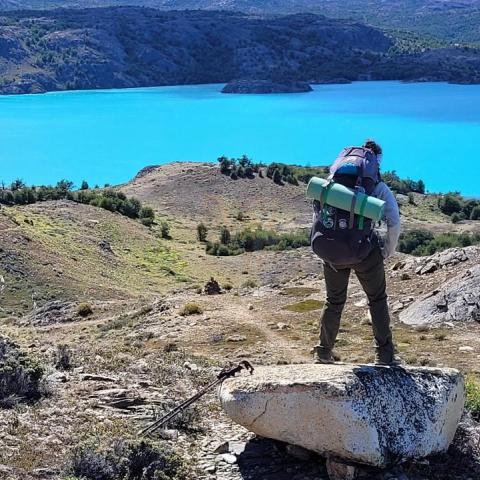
[2,1,480,44]
[1,7,480,95]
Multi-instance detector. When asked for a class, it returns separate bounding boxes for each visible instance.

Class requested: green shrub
[140,217,154,227]
[139,206,155,220]
[196,223,208,242]
[220,226,231,245]
[67,439,190,480]
[179,303,203,316]
[54,344,73,371]
[470,206,480,221]
[382,171,425,194]
[241,279,258,289]
[160,221,170,239]
[463,200,479,219]
[399,230,480,256]
[77,303,93,317]
[465,375,480,421]
[0,181,153,223]
[451,212,465,224]
[0,336,45,407]
[438,194,463,215]
[206,227,309,256]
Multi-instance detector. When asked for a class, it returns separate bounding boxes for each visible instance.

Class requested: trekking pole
[138,360,254,438]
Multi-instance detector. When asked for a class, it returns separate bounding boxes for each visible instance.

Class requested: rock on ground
[219,364,464,468]
[400,265,480,326]
[414,246,477,275]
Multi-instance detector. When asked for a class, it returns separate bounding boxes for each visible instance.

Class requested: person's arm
[372,182,401,259]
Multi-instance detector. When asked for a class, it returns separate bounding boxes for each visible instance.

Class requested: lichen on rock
[219,364,465,468]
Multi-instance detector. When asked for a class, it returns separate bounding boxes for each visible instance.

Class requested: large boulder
[400,265,480,326]
[219,364,464,468]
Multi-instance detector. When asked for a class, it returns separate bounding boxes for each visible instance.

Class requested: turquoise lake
[1,81,480,195]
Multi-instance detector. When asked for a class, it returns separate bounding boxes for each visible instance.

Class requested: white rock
[400,266,480,326]
[459,346,474,352]
[219,364,464,468]
[219,453,237,464]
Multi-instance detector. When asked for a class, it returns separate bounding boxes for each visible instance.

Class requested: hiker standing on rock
[310,140,401,365]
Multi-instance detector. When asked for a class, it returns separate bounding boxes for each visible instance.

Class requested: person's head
[363,139,382,156]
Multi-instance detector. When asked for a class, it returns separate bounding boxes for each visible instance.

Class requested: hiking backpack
[310,146,381,266]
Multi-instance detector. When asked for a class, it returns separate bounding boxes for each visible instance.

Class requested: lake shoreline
[1,82,478,196]
[2,78,480,99]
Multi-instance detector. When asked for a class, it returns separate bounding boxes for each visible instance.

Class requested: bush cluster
[437,193,480,222]
[0,179,156,225]
[217,156,328,185]
[382,170,425,194]
[399,229,480,256]
[67,439,190,480]
[179,302,203,316]
[0,336,45,408]
[206,226,310,256]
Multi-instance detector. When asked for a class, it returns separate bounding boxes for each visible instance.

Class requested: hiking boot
[375,355,403,366]
[313,346,335,364]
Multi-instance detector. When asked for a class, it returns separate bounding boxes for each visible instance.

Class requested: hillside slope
[2,1,480,44]
[1,8,480,95]
[0,200,188,316]
[1,163,480,479]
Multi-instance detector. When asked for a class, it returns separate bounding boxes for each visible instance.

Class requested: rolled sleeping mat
[306,177,385,223]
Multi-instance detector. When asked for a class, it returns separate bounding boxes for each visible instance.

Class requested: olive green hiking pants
[319,246,394,362]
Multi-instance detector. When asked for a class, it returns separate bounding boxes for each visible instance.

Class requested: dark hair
[363,139,382,156]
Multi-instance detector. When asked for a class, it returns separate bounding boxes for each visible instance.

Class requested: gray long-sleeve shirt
[372,181,401,259]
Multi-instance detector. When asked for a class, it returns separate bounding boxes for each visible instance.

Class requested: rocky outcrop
[222,80,313,94]
[400,265,480,326]
[415,246,476,275]
[391,246,479,276]
[23,300,77,326]
[219,364,464,468]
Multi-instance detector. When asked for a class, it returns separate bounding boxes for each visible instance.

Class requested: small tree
[272,169,283,185]
[197,223,208,242]
[160,221,170,239]
[220,226,231,245]
[416,179,425,194]
[10,179,25,191]
[139,206,155,220]
[470,206,480,221]
[218,156,234,175]
[56,179,74,194]
[80,180,89,190]
[139,204,155,227]
[438,194,463,216]
[451,212,464,224]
